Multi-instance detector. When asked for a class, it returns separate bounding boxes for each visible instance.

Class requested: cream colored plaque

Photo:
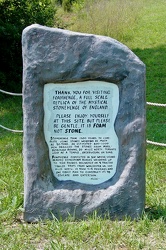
[44,81,119,184]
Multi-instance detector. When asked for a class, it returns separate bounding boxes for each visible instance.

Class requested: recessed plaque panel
[44,81,119,184]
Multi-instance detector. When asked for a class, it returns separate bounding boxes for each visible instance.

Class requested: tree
[0,0,56,92]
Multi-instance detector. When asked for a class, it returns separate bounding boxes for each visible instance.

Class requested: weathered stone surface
[22,24,146,222]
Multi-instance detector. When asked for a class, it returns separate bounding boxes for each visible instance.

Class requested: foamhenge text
[22,24,146,222]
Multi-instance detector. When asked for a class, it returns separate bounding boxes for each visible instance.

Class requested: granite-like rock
[22,24,146,222]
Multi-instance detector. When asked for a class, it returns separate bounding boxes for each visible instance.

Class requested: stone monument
[22,24,146,222]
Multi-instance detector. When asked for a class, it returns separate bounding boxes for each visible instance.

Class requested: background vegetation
[0,0,166,249]
[0,0,56,92]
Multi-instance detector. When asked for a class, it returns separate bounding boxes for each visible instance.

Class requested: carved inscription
[44,81,119,184]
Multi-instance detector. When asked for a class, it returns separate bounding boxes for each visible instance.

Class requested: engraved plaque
[44,81,119,184]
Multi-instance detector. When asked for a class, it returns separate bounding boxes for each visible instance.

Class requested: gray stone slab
[22,24,146,222]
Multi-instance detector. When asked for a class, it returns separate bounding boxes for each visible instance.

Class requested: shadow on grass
[133,45,166,101]
[0,94,23,135]
[133,45,166,149]
[145,206,166,221]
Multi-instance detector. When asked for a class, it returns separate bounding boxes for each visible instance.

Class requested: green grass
[70,0,144,41]
[0,96,23,221]
[0,0,166,249]
[1,216,166,249]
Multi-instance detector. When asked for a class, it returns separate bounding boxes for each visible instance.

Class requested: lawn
[0,0,166,249]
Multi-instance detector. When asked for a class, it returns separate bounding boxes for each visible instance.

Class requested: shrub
[55,0,79,11]
[0,0,56,93]
[62,0,76,11]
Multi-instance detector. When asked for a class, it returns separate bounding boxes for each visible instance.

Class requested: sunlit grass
[70,0,144,43]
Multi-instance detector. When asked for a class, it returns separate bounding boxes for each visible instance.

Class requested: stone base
[22,24,146,222]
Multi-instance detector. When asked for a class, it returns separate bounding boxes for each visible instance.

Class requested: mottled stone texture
[22,24,146,222]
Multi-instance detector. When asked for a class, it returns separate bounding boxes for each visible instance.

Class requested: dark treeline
[0,0,56,92]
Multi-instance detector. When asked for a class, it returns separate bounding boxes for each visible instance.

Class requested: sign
[23,25,146,221]
[44,81,119,184]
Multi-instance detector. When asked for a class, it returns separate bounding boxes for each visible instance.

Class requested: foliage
[54,0,77,11]
[62,0,75,11]
[0,0,56,93]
